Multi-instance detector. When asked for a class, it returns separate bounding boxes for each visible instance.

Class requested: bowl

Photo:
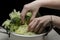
[9,32,46,40]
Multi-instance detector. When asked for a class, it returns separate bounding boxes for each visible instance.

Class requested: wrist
[51,15,56,24]
[51,15,58,28]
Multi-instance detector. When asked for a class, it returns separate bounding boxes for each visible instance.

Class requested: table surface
[44,29,60,40]
[0,28,60,40]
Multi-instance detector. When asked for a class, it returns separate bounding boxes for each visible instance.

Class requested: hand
[28,15,51,34]
[20,0,43,23]
[20,0,60,23]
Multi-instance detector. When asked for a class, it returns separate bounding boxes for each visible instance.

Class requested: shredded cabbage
[2,9,35,35]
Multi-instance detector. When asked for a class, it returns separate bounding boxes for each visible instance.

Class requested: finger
[20,6,29,23]
[34,20,43,33]
[38,26,45,34]
[30,10,38,22]
[29,19,39,32]
[38,20,50,34]
[28,19,36,31]
[29,19,35,27]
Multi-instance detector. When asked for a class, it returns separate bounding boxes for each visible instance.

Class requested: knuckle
[24,5,29,9]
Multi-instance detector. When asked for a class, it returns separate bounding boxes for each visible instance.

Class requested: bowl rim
[10,32,46,37]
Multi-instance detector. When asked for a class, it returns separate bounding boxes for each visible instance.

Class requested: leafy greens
[2,9,35,35]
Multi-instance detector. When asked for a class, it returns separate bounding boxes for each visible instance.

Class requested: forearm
[36,0,60,10]
[52,15,60,29]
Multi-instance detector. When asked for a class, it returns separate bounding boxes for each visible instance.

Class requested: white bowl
[9,32,46,40]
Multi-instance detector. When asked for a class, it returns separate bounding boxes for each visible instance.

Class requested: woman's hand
[20,0,60,23]
[20,0,44,23]
[28,15,51,34]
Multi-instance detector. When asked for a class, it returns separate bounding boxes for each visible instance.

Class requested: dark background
[0,0,60,34]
